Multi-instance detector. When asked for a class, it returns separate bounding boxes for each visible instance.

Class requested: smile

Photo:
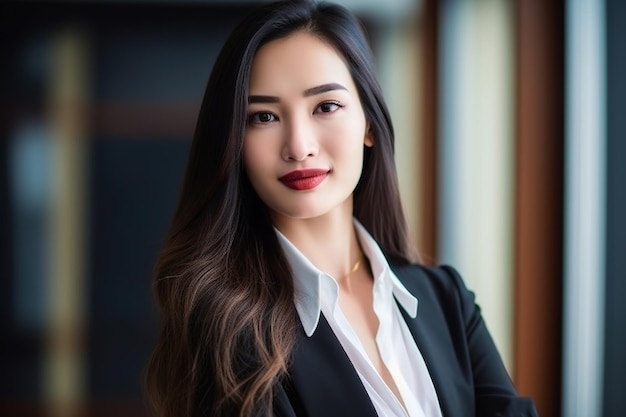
[278,169,330,191]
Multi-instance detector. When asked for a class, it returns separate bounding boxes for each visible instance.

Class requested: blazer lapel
[286,314,378,417]
[392,264,473,417]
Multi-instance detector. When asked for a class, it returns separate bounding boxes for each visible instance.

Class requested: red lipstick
[278,169,329,191]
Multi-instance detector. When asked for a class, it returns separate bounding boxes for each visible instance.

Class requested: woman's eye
[316,102,342,113]
[248,112,276,124]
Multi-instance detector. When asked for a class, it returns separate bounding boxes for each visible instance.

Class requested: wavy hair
[145,1,414,416]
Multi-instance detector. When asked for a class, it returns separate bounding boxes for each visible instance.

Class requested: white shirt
[275,220,443,417]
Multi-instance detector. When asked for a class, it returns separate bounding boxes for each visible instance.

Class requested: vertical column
[513,0,564,415]
[603,1,626,415]
[563,0,606,416]
[439,0,515,369]
[374,9,422,253]
[417,0,440,264]
[46,27,90,417]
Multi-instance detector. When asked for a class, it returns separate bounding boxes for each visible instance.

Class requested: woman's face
[243,31,372,223]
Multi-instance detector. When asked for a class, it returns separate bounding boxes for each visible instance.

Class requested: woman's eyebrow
[248,95,279,104]
[303,82,348,97]
[248,82,348,104]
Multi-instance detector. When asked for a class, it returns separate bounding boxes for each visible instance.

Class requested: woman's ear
[364,124,374,147]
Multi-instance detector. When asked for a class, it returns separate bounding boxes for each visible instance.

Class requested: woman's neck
[273,209,363,284]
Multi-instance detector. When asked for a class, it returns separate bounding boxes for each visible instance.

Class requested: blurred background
[0,0,623,416]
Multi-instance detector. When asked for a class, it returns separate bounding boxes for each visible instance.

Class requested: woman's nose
[281,116,319,161]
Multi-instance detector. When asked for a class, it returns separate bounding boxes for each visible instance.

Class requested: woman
[145,1,538,416]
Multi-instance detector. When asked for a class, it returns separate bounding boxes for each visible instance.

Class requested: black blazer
[272,264,538,417]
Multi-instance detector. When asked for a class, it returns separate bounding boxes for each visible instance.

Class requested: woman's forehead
[248,31,357,96]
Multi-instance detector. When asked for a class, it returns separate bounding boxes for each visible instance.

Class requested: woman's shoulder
[389,261,477,315]
[390,262,467,293]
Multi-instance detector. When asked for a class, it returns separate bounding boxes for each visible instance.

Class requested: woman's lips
[278,169,329,191]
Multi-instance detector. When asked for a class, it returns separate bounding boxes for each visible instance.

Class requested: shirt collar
[274,219,418,337]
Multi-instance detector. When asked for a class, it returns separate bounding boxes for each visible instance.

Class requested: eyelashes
[316,101,343,113]
[246,101,345,126]
[247,111,276,124]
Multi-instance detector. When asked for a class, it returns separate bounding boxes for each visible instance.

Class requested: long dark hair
[145,1,414,416]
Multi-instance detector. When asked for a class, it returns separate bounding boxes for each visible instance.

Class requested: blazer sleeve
[439,265,539,417]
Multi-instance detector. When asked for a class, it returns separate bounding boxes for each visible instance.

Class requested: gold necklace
[348,253,363,275]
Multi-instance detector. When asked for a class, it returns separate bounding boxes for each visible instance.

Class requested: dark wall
[604,0,626,415]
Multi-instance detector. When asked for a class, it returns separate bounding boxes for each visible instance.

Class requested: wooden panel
[514,0,564,415]
[417,0,439,265]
